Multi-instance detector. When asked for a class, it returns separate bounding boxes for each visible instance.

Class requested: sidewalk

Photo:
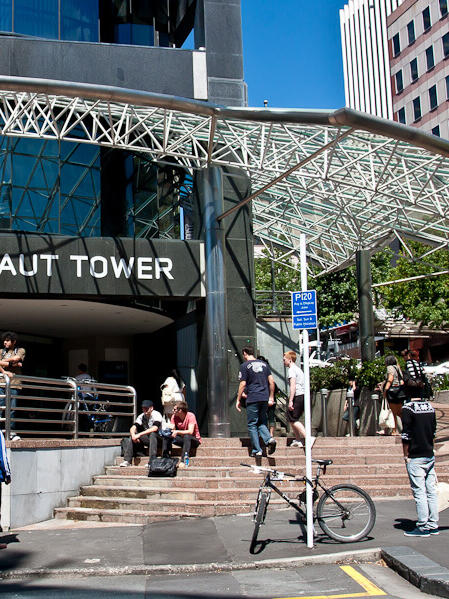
[0,499,448,593]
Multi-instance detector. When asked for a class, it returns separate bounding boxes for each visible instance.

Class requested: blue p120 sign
[291,290,317,330]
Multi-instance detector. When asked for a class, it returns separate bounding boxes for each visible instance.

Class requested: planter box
[435,389,449,404]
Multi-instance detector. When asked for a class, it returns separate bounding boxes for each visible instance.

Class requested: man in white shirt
[283,351,315,449]
[120,400,162,467]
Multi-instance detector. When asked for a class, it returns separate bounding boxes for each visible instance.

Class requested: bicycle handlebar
[240,462,297,478]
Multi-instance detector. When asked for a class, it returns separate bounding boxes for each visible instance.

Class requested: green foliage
[377,241,449,328]
[432,374,449,391]
[355,356,386,390]
[310,359,358,392]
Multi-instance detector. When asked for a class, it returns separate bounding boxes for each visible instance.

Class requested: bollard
[320,388,328,437]
[346,387,355,437]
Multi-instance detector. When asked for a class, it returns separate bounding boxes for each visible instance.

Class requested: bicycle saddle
[313,459,333,466]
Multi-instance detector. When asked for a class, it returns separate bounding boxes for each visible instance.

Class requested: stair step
[54,507,201,524]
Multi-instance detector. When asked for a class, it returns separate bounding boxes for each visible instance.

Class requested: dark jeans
[246,401,271,453]
[162,434,200,460]
[122,432,159,462]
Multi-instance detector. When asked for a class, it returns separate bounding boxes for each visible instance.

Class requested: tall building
[0,0,254,435]
[389,0,449,137]
[340,0,404,119]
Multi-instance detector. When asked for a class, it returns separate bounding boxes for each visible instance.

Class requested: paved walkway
[0,499,448,588]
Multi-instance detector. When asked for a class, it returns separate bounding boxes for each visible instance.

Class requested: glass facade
[0,0,99,41]
[0,136,101,235]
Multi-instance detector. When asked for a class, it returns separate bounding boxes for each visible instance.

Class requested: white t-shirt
[288,362,305,396]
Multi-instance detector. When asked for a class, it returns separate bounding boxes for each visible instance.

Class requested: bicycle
[242,459,376,552]
[62,378,115,433]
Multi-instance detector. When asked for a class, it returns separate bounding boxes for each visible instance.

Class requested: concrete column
[356,249,376,362]
[198,167,229,437]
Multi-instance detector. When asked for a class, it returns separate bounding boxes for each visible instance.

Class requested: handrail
[0,374,136,439]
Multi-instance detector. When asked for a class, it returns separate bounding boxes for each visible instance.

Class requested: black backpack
[148,456,178,477]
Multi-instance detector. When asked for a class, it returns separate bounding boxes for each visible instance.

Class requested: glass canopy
[0,76,448,273]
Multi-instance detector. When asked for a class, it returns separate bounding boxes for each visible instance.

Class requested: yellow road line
[274,564,387,599]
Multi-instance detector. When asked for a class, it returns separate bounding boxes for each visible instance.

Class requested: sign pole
[300,233,314,549]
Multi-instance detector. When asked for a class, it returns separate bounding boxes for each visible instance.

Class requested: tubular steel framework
[1,76,449,273]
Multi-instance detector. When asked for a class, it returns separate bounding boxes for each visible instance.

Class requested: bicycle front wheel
[250,491,269,552]
[317,484,376,542]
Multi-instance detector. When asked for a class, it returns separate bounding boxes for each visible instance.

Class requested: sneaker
[119,460,130,467]
[290,440,303,448]
[251,450,263,457]
[10,434,20,441]
[404,528,430,537]
[427,528,440,535]
[267,438,277,455]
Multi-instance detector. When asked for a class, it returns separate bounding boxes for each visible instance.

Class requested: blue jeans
[246,402,271,453]
[0,388,18,431]
[406,457,439,531]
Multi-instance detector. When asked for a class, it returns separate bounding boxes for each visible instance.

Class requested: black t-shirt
[401,400,436,458]
[239,359,271,404]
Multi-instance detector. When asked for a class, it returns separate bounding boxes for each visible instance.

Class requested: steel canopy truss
[1,77,449,273]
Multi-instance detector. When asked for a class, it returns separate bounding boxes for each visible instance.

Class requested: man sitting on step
[161,401,201,467]
[120,400,162,467]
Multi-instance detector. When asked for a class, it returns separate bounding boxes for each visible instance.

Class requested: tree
[377,241,449,328]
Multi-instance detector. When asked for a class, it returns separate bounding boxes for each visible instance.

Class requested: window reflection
[15,0,58,39]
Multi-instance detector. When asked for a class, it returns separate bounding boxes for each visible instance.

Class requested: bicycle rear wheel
[250,490,269,553]
[316,484,376,542]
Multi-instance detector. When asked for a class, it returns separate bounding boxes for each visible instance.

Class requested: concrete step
[54,507,201,524]
[197,437,402,447]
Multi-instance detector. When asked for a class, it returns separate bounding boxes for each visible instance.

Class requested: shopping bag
[437,481,449,512]
[378,397,395,430]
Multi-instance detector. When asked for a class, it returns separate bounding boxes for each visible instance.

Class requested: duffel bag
[148,456,178,477]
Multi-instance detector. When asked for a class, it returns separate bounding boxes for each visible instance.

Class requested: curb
[0,548,382,580]
[382,546,449,599]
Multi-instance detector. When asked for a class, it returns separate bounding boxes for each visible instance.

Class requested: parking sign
[291,290,317,330]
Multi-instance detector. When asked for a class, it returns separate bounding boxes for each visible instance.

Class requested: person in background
[120,400,162,467]
[383,354,406,435]
[0,428,11,549]
[402,392,439,537]
[160,369,185,424]
[0,332,25,441]
[162,401,201,467]
[236,346,276,457]
[401,349,431,399]
[283,350,315,449]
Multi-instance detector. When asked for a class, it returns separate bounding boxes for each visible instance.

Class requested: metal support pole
[347,387,355,437]
[320,388,328,437]
[199,167,229,437]
[356,250,376,362]
[372,393,379,434]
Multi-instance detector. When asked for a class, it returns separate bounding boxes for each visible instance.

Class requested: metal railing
[255,290,292,317]
[0,375,136,439]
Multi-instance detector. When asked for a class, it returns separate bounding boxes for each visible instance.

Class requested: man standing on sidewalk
[401,395,439,537]
[0,428,11,549]
[236,346,276,457]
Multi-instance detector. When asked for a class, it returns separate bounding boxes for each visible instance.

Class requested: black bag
[148,457,178,477]
[387,385,407,403]
[403,369,423,396]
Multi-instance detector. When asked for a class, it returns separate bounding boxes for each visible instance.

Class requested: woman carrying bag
[383,354,407,435]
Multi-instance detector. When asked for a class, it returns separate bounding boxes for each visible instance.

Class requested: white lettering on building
[0,253,174,280]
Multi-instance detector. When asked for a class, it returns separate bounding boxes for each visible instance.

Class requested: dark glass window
[407,20,415,44]
[410,58,419,81]
[413,96,422,121]
[446,75,449,98]
[423,6,432,30]
[0,0,12,31]
[398,107,406,124]
[395,70,403,93]
[61,0,99,42]
[14,0,58,38]
[429,84,438,109]
[432,125,440,136]
[440,0,448,17]
[426,45,435,69]
[392,32,401,56]
[443,32,449,57]
[114,23,154,46]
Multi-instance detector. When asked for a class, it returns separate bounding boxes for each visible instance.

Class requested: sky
[241,0,348,110]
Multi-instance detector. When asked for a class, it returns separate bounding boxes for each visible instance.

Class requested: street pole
[300,233,314,549]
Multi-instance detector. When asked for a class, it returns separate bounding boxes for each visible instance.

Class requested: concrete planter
[434,389,449,403]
